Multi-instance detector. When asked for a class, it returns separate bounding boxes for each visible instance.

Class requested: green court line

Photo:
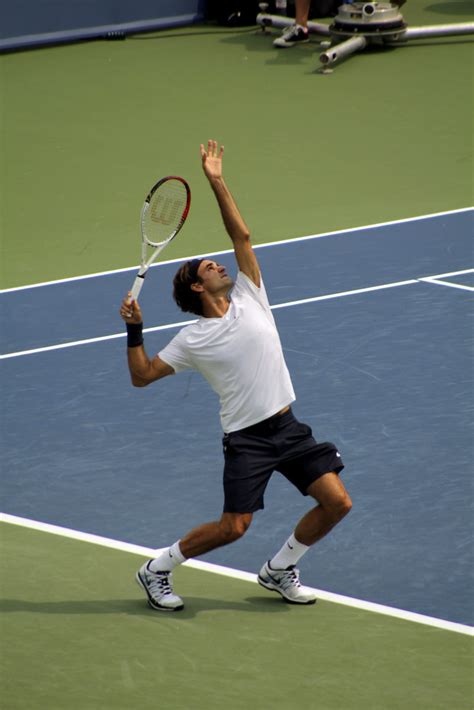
[1,522,473,710]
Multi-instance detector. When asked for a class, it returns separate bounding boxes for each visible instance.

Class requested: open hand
[200,140,224,181]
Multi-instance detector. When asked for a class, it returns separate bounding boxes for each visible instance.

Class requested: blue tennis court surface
[1,209,473,626]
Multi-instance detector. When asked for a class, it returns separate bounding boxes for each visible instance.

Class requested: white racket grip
[130,274,145,301]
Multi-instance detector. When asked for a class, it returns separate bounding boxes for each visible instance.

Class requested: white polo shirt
[159,271,295,433]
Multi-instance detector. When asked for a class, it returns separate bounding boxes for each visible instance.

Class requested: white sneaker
[273,24,309,48]
[136,561,184,611]
[258,561,317,605]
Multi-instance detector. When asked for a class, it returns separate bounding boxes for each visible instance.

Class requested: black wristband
[126,322,144,348]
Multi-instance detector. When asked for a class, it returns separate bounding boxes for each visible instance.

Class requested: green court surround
[1,523,472,710]
[1,2,473,288]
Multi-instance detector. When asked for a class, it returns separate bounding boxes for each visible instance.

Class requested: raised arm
[120,295,174,386]
[201,140,260,287]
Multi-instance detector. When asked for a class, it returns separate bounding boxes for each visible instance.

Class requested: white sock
[269,533,310,570]
[149,541,186,572]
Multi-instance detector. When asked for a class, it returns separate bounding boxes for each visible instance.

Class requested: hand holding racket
[120,292,143,323]
[129,176,191,301]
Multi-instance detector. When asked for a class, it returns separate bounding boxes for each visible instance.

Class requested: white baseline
[0,207,472,294]
[1,513,472,636]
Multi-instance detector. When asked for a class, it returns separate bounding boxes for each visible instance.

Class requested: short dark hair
[173,259,204,316]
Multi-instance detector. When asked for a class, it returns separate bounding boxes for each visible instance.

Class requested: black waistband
[236,407,293,435]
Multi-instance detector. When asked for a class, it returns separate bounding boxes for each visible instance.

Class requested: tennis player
[120,140,352,611]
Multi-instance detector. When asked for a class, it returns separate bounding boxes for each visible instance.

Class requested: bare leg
[294,472,352,546]
[179,512,253,558]
[260,473,349,603]
[296,0,312,26]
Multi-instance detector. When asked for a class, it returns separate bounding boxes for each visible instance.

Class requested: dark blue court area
[1,210,473,625]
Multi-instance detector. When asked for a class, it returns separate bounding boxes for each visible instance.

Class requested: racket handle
[130,274,145,301]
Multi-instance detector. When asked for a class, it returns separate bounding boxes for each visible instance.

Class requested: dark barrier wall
[0,0,206,51]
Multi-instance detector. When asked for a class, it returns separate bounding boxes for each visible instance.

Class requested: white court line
[270,278,418,310]
[2,271,472,360]
[419,267,474,292]
[422,279,474,293]
[0,207,472,294]
[0,278,419,360]
[423,268,474,280]
[1,512,472,637]
[0,319,199,360]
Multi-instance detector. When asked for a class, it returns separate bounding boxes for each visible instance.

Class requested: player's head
[173,259,205,315]
[173,258,232,315]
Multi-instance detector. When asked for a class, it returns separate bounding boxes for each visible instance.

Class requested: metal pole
[256,13,332,37]
[319,35,367,66]
[397,22,474,41]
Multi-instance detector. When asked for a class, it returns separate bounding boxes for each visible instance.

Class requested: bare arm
[120,295,174,387]
[127,347,174,388]
[201,140,260,288]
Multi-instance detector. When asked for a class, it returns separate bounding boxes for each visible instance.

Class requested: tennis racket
[130,176,191,301]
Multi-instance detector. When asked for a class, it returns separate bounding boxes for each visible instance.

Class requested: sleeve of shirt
[234,271,274,320]
[158,330,193,373]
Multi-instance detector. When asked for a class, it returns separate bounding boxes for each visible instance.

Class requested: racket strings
[143,179,188,246]
[150,194,181,226]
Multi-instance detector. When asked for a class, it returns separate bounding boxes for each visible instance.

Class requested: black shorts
[222,408,344,514]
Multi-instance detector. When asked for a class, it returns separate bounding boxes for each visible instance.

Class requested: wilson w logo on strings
[150,196,181,226]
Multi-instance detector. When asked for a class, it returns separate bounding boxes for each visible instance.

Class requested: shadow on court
[425,1,473,14]
[0,595,292,618]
